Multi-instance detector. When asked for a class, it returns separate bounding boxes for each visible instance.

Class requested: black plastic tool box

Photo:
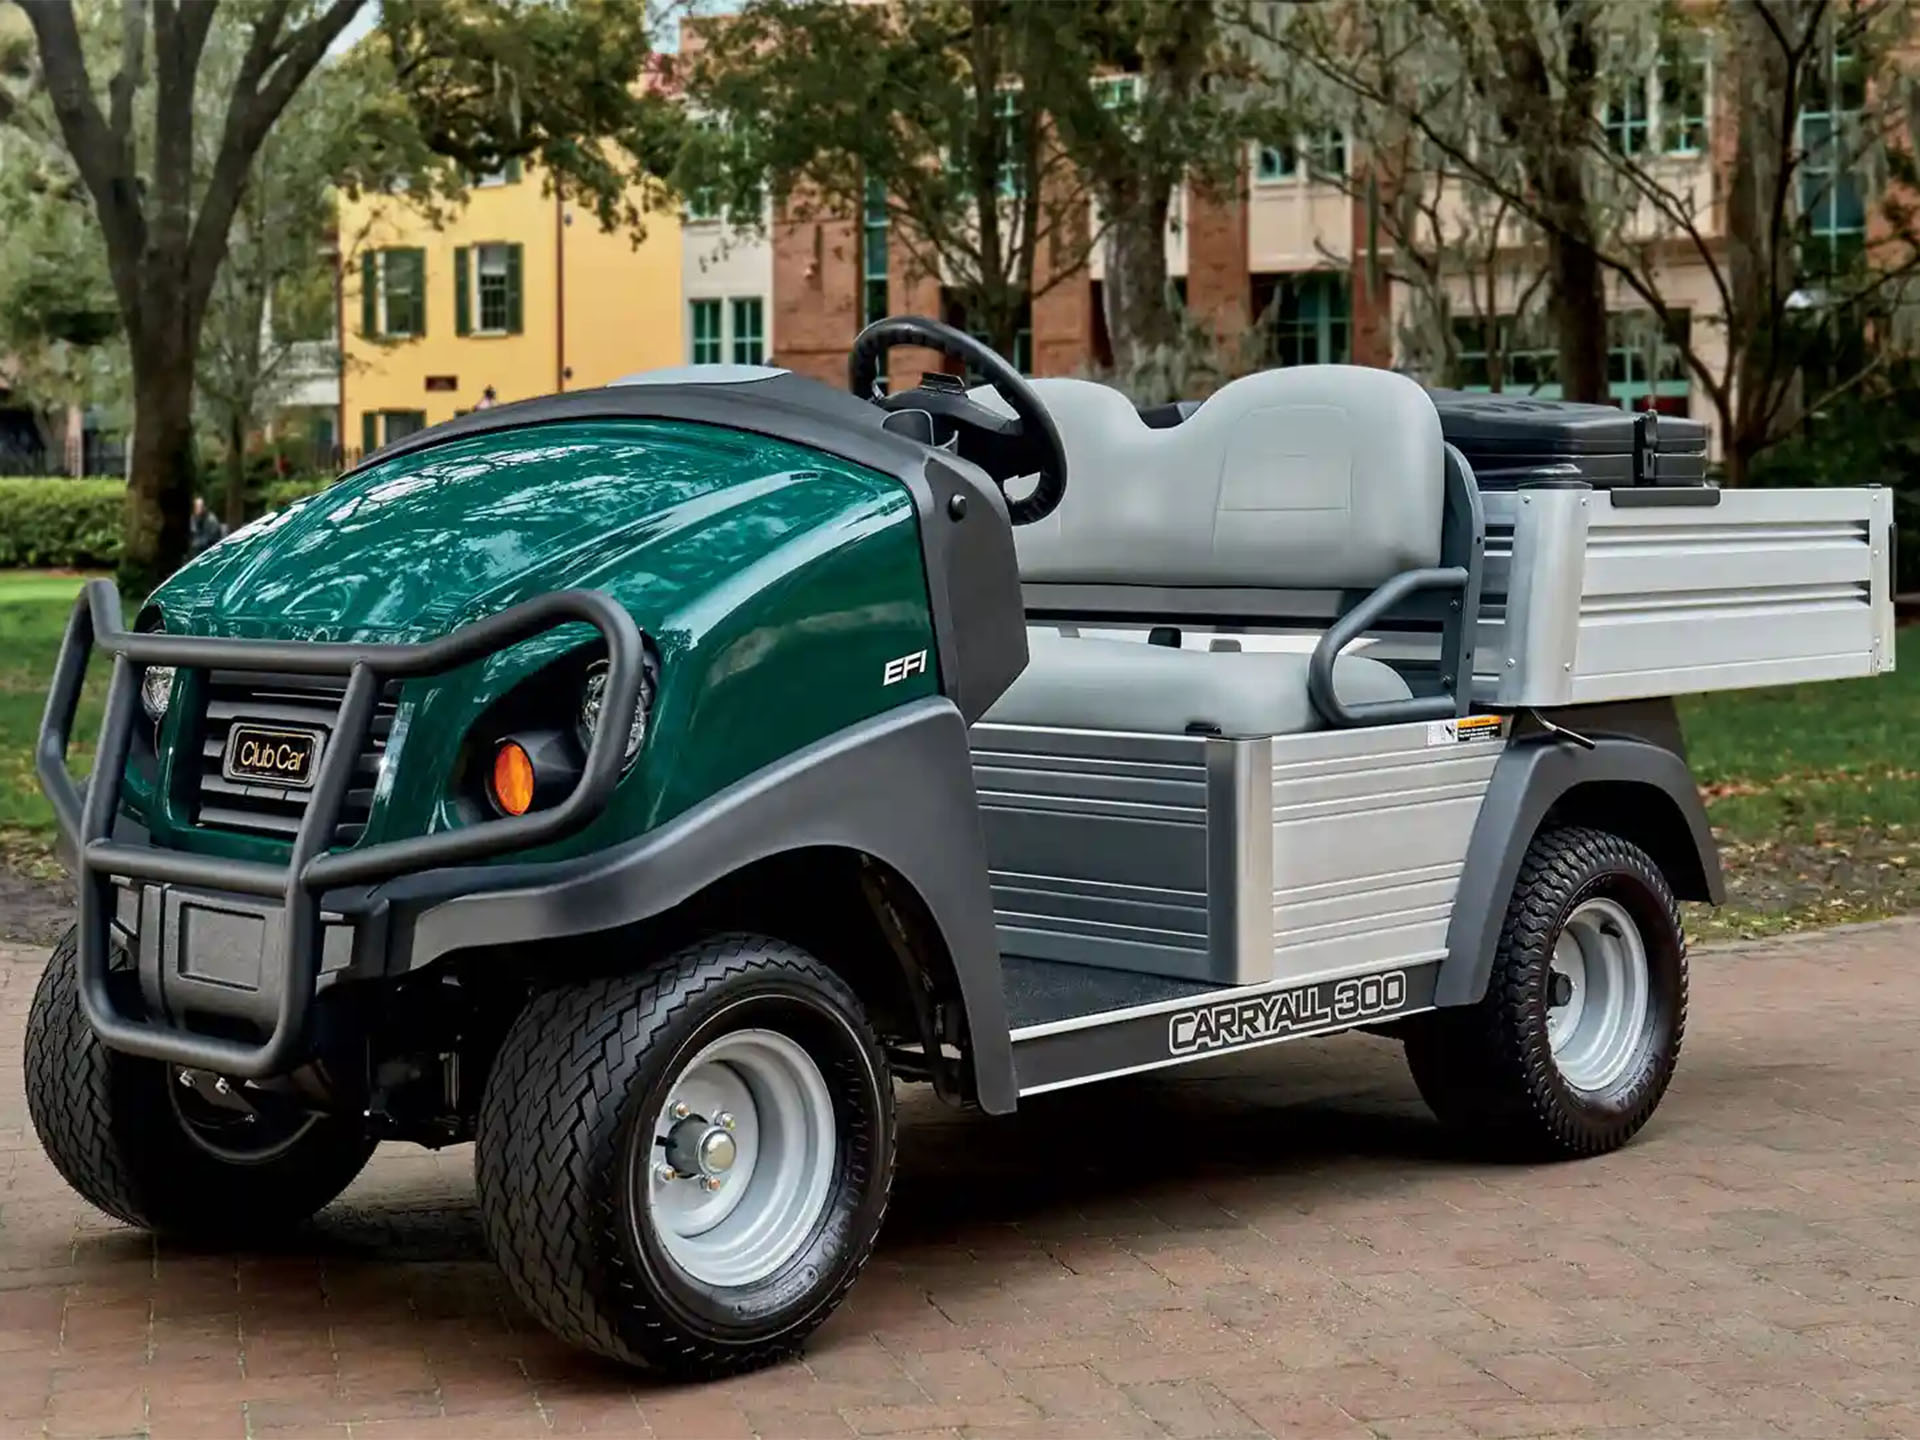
[1426,389,1711,490]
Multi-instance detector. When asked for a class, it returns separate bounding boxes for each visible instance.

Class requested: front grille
[191,672,400,845]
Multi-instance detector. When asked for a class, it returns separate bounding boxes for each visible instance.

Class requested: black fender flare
[384,697,1017,1112]
[1436,733,1724,1008]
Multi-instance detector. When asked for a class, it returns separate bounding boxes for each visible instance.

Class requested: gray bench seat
[974,364,1449,739]
[982,630,1411,736]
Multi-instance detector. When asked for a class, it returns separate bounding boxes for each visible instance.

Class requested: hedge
[0,474,347,572]
[0,478,124,569]
[261,474,335,511]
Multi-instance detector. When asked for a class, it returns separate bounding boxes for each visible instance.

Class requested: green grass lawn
[0,568,1913,938]
[0,571,104,880]
[1680,654,1920,939]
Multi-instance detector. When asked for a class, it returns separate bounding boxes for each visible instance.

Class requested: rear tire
[23,929,376,1239]
[1405,826,1687,1159]
[474,933,895,1377]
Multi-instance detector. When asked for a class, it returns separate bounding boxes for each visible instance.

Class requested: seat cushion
[981,630,1413,737]
[1008,368,1446,593]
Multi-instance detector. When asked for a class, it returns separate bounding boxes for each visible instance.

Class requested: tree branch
[186,0,366,320]
[21,0,148,334]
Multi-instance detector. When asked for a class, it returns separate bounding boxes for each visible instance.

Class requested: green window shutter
[454,247,471,336]
[409,249,427,337]
[506,243,523,334]
[505,157,523,184]
[361,251,378,337]
[361,411,377,454]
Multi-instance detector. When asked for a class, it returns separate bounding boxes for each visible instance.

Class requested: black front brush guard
[38,579,646,1079]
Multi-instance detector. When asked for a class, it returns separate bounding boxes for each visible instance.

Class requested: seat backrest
[1011,366,1445,592]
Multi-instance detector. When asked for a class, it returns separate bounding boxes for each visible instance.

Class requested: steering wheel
[847,315,1067,524]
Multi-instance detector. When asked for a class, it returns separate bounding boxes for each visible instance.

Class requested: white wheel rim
[638,1028,838,1288]
[1546,897,1652,1093]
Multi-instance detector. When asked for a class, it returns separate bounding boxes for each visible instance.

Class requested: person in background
[188,495,227,556]
[475,385,498,410]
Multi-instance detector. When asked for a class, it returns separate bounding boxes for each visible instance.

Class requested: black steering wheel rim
[847,315,1067,525]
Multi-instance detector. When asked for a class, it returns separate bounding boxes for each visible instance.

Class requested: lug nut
[717,1111,735,1130]
[671,1101,690,1120]
[213,1077,231,1096]
[654,1162,678,1184]
[700,1175,723,1192]
[177,1070,195,1088]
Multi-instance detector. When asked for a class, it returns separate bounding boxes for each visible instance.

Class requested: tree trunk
[1484,3,1609,404]
[121,355,198,595]
[1102,179,1177,377]
[224,412,248,529]
[1723,4,1798,488]
[1546,225,1609,404]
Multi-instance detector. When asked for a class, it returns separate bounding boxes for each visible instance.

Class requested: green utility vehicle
[30,317,1895,1377]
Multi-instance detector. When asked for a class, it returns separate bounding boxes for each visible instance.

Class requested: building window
[690,298,723,364]
[863,177,890,328]
[473,158,523,188]
[1254,272,1350,367]
[1256,143,1296,182]
[1254,129,1345,184]
[362,248,425,339]
[1658,43,1709,154]
[384,410,426,442]
[730,297,765,365]
[360,409,427,453]
[1607,37,1710,159]
[995,89,1023,198]
[685,186,721,223]
[453,244,522,337]
[1094,75,1139,111]
[1453,312,1692,415]
[1800,40,1866,273]
[688,295,767,364]
[962,325,1031,377]
[1605,79,1652,155]
[476,244,511,333]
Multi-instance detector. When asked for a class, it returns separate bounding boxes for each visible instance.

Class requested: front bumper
[39,579,646,1078]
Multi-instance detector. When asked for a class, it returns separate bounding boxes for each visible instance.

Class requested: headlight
[576,657,649,765]
[140,664,176,723]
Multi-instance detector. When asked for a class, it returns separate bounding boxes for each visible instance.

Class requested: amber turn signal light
[490,740,536,816]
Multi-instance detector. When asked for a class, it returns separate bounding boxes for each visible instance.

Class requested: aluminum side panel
[1478,488,1893,706]
[1269,723,1503,987]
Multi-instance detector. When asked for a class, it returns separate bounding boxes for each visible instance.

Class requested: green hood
[135,415,940,860]
[153,419,897,642]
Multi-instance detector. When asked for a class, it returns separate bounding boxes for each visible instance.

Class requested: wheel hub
[1546,897,1652,1093]
[661,1114,738,1180]
[636,1028,838,1288]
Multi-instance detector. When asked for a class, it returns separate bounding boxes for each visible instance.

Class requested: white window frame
[1606,40,1711,159]
[687,294,768,365]
[1252,128,1347,187]
[689,298,724,364]
[376,251,422,339]
[729,296,765,366]
[472,243,512,336]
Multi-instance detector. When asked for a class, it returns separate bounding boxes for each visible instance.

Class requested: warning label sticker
[1426,714,1505,747]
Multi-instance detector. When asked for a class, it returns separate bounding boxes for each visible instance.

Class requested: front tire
[474,933,895,1377]
[1405,826,1688,1158]
[23,929,377,1239]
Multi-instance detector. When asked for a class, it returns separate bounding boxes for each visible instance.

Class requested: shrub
[261,474,334,512]
[0,477,124,569]
[1750,367,1920,592]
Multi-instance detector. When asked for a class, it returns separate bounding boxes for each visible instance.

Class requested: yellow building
[340,164,685,455]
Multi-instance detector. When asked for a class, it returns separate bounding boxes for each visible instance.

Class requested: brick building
[768,149,1383,393]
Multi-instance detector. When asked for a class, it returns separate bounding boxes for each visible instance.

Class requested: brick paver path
[2,922,1918,1439]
